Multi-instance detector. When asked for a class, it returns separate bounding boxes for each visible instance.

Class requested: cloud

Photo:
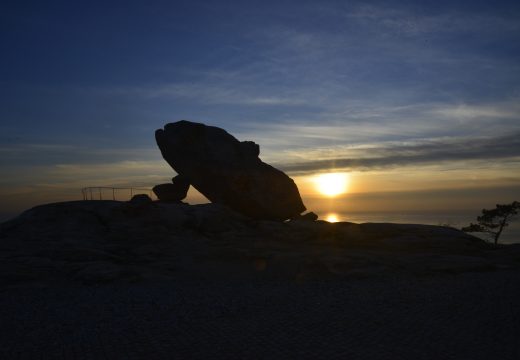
[104,77,317,110]
[230,99,520,159]
[0,143,161,167]
[76,1,520,137]
[432,102,520,120]
[343,3,520,36]
[275,132,520,174]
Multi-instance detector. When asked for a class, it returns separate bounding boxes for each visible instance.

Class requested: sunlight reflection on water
[325,213,339,223]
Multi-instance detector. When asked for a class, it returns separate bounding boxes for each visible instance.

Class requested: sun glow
[325,213,339,223]
[315,172,349,197]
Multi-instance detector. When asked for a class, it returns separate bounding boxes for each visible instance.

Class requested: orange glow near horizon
[315,172,349,197]
[325,213,340,223]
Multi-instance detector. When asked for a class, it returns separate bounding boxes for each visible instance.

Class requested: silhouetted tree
[462,201,519,246]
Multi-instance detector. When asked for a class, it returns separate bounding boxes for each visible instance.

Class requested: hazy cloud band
[278,132,520,173]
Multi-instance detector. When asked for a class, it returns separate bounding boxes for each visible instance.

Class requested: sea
[315,211,520,244]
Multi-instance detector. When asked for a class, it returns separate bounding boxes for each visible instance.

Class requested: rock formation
[155,120,306,220]
[1,200,514,287]
[129,194,153,204]
[153,175,190,202]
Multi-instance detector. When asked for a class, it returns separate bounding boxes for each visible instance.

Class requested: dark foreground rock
[1,200,519,287]
[155,120,306,220]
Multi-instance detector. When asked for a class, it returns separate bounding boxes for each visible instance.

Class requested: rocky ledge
[1,200,519,287]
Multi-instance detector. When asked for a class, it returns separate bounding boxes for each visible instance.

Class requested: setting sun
[315,172,349,197]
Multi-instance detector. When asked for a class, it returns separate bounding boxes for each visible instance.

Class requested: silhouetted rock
[2,200,515,287]
[294,212,319,222]
[155,120,306,221]
[153,175,190,202]
[130,194,152,204]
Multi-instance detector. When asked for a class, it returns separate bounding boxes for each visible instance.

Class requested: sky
[1,0,519,224]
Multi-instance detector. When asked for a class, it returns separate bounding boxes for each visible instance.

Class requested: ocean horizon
[317,210,520,245]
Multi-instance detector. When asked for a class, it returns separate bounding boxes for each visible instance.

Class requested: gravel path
[1,271,519,359]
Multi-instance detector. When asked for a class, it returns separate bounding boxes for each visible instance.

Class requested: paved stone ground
[1,271,519,360]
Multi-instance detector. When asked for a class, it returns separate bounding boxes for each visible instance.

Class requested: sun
[315,172,349,197]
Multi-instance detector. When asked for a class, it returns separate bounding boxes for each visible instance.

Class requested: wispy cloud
[276,132,520,174]
[342,4,520,36]
[120,83,308,107]
[0,143,161,167]
[432,102,520,120]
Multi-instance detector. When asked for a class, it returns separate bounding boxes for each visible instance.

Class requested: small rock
[153,175,190,201]
[299,212,319,221]
[129,194,152,204]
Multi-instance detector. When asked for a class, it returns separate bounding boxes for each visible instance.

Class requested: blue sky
[1,0,519,216]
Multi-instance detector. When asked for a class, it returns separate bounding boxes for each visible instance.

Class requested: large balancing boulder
[155,120,306,220]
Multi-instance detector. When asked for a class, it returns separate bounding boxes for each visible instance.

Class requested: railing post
[112,188,115,200]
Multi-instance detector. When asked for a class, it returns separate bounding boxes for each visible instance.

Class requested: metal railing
[81,187,156,201]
